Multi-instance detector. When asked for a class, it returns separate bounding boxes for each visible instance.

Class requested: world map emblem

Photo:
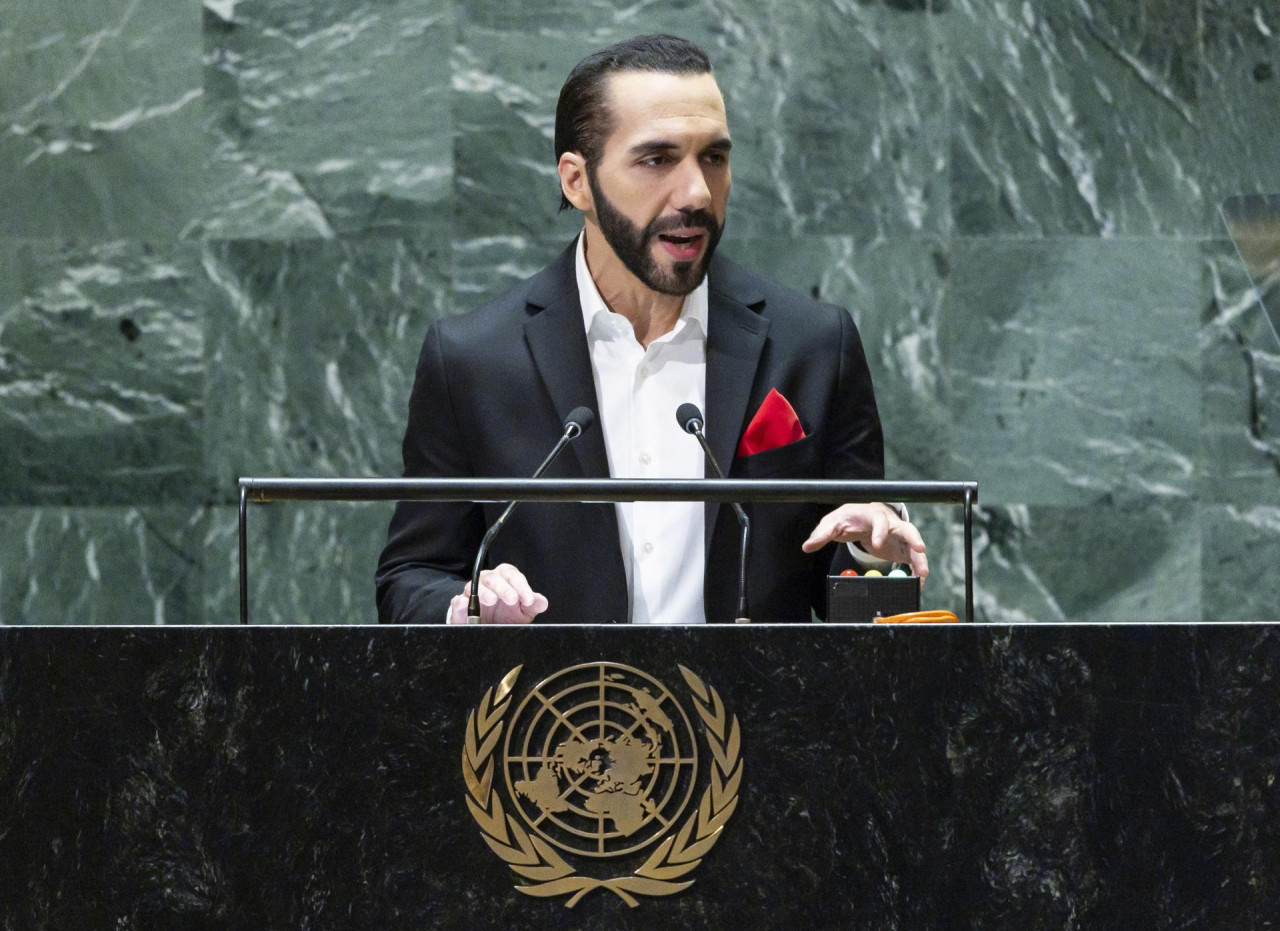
[462,662,742,907]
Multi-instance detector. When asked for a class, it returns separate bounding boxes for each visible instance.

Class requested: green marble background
[1,0,1276,624]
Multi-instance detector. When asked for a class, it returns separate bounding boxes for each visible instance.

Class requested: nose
[672,155,712,212]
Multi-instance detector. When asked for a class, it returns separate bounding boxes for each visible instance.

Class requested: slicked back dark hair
[554,34,713,211]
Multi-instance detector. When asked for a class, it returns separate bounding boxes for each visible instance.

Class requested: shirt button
[643,542,655,554]
[639,365,650,377]
[639,452,652,465]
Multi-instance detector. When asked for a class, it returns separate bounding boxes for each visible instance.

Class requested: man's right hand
[448,563,548,624]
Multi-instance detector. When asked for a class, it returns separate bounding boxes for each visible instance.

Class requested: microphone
[676,403,751,624]
[466,406,595,624]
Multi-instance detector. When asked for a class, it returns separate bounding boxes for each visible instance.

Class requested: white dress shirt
[576,234,709,625]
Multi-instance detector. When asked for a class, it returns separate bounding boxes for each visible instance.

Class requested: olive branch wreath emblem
[461,664,742,908]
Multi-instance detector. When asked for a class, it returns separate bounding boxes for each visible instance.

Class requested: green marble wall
[1,0,1276,624]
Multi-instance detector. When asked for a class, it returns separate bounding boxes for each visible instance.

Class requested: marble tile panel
[203,503,392,624]
[201,235,449,500]
[944,0,1204,236]
[0,240,205,505]
[0,506,204,625]
[197,0,452,239]
[0,0,205,240]
[710,0,949,240]
[1202,504,1280,622]
[0,0,198,121]
[722,235,954,481]
[945,238,1201,507]
[940,501,1201,623]
[1200,239,1280,502]
[883,501,1203,623]
[1200,1,1280,206]
[454,1,946,244]
[451,234,576,307]
[450,26,646,245]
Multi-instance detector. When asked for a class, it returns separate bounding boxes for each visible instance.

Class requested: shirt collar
[575,231,709,340]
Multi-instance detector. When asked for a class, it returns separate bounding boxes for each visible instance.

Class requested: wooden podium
[2,623,1278,927]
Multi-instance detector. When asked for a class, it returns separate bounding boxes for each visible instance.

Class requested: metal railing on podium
[237,478,979,624]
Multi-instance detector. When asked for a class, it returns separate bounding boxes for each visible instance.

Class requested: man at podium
[377,35,928,625]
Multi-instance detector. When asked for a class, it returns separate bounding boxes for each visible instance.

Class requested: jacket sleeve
[375,323,486,623]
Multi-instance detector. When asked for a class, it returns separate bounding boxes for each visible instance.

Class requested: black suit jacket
[376,240,884,624]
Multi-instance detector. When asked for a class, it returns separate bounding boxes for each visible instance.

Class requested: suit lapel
[704,259,770,549]
[522,240,627,621]
[522,243,610,479]
[521,245,771,595]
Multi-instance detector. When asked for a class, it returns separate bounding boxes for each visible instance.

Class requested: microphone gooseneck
[677,404,751,624]
[466,406,595,623]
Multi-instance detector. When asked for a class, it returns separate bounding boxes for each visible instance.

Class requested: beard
[587,171,723,296]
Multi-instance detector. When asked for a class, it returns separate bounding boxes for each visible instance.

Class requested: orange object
[839,569,859,577]
[874,610,959,624]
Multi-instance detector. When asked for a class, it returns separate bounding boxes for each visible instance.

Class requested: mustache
[648,211,719,236]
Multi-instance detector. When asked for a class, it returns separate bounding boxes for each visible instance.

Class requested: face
[584,71,732,296]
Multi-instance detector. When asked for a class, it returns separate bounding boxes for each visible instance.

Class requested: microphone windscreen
[565,406,596,434]
[676,402,704,434]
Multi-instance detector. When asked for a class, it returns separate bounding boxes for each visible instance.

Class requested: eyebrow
[627,137,733,157]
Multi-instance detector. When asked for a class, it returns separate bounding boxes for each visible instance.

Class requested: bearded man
[376,34,928,625]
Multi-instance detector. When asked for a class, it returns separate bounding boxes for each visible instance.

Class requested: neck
[582,224,684,348]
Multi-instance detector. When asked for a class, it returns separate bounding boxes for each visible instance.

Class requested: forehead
[601,71,729,148]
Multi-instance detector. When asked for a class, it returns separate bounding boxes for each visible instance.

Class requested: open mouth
[656,232,705,260]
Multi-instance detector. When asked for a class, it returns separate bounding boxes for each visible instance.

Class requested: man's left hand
[801,502,929,580]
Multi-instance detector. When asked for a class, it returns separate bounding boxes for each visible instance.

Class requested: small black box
[827,575,921,623]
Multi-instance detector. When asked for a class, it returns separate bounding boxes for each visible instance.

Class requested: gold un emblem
[462,662,742,907]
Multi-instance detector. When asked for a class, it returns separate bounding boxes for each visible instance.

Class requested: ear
[558,152,593,212]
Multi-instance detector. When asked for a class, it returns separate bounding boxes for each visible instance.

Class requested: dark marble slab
[0,0,205,241]
[0,507,204,625]
[197,0,453,240]
[971,502,1199,623]
[1,625,1278,928]
[945,237,1202,507]
[944,0,1204,236]
[202,502,392,625]
[454,1,946,246]
[1202,504,1280,623]
[709,0,948,241]
[201,236,449,500]
[0,240,206,505]
[1200,0,1280,207]
[1200,239,1280,503]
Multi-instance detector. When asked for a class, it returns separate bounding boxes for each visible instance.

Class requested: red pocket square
[736,388,806,457]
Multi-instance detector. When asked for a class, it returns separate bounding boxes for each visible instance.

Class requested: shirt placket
[633,342,657,576]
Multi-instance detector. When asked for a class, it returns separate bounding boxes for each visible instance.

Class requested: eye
[702,151,729,166]
[639,154,669,167]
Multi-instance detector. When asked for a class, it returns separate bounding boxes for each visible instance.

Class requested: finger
[909,548,930,582]
[869,510,890,551]
[897,520,927,555]
[801,510,840,553]
[803,506,865,552]
[517,592,550,621]
[479,570,519,607]
[494,563,537,607]
[448,593,469,625]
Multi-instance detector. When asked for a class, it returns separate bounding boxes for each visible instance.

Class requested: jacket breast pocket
[734,433,820,479]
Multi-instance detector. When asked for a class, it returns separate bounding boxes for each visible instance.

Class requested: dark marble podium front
[1,624,1277,929]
